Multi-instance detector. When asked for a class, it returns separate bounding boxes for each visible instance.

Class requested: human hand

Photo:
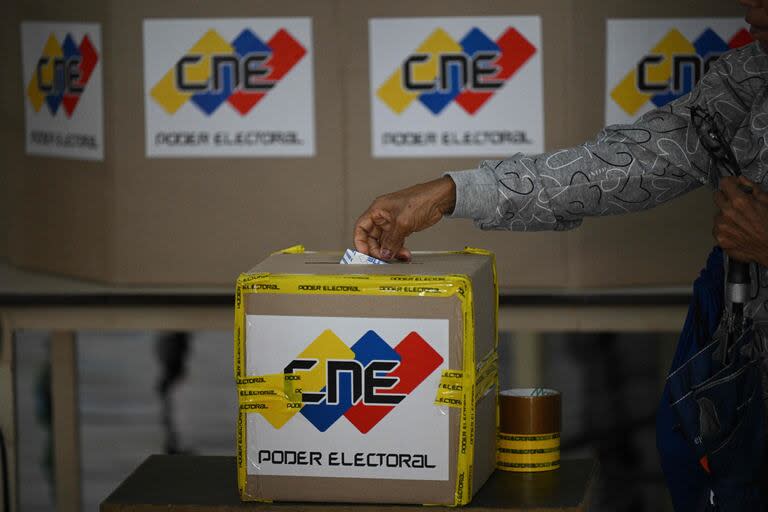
[353,177,456,261]
[713,176,768,266]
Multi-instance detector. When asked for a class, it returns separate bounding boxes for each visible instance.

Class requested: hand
[353,177,456,261]
[713,176,768,266]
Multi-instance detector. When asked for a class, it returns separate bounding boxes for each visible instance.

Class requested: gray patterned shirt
[448,41,768,320]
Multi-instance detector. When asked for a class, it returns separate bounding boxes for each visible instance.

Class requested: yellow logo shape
[258,329,355,429]
[150,29,233,115]
[610,29,696,116]
[376,28,463,114]
[26,33,63,112]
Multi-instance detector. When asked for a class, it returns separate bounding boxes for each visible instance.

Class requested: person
[353,1,768,510]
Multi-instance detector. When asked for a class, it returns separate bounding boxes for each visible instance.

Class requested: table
[0,261,691,512]
[100,455,598,511]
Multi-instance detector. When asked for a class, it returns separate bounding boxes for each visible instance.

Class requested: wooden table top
[100,455,598,511]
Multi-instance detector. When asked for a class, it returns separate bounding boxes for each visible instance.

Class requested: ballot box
[233,247,498,505]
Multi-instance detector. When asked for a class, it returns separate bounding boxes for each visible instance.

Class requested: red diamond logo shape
[455,27,536,115]
[344,332,444,434]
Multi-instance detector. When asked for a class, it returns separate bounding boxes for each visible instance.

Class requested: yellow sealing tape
[474,352,498,401]
[498,432,560,442]
[434,370,465,408]
[496,448,560,462]
[434,352,498,408]
[497,460,560,472]
[272,244,305,254]
[237,373,303,411]
[496,432,560,473]
[234,247,498,506]
[498,438,560,451]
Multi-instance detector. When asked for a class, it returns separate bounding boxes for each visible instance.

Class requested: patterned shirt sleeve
[446,44,761,232]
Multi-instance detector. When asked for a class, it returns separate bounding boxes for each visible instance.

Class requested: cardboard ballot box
[233,247,498,505]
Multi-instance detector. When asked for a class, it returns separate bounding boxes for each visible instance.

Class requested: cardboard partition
[235,250,498,505]
[564,0,745,287]
[7,0,346,284]
[341,0,574,289]
[6,0,112,279]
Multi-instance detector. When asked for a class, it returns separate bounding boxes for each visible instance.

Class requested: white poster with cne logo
[605,18,751,126]
[21,21,104,160]
[143,18,315,157]
[245,315,450,480]
[369,16,543,158]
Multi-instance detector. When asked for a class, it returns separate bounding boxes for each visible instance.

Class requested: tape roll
[497,388,561,473]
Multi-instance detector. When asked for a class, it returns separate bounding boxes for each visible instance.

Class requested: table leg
[50,332,81,512]
[0,315,18,512]
[513,331,544,387]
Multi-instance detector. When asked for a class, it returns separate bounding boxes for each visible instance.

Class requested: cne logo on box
[150,28,306,116]
[611,27,752,116]
[26,32,99,118]
[377,26,536,116]
[266,329,443,434]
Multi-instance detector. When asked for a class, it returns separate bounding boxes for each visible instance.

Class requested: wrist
[434,176,456,215]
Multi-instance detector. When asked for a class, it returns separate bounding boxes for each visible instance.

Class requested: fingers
[717,177,758,231]
[379,221,411,260]
[366,207,411,261]
[720,176,756,202]
[367,226,383,259]
[737,175,754,192]
[714,177,768,266]
[355,214,388,259]
[713,211,758,261]
[395,246,412,262]
[353,213,375,254]
[353,207,413,262]
[718,176,742,200]
[740,176,768,205]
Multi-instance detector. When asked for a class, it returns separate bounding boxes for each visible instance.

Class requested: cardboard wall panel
[341,0,575,289]
[106,0,345,284]
[564,0,745,287]
[7,1,111,281]
[6,0,345,285]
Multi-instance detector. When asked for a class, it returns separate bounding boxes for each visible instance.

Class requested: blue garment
[657,248,724,511]
[657,247,765,511]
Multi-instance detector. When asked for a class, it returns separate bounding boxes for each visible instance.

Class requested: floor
[14,329,674,511]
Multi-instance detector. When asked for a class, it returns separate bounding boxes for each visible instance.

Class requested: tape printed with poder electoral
[234,246,499,506]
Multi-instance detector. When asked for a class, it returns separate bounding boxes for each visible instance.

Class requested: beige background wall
[6,0,113,281]
[4,1,346,285]
[0,0,750,286]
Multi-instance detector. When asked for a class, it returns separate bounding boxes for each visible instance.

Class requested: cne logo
[150,28,306,116]
[611,27,752,116]
[377,26,536,116]
[265,329,443,434]
[26,33,99,118]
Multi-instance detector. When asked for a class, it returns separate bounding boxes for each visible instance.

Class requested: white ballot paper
[340,249,388,265]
